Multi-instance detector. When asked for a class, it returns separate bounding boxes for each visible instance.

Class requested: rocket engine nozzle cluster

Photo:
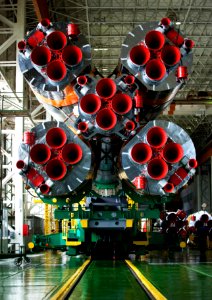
[121,120,197,195]
[17,18,196,200]
[17,122,91,196]
[18,19,91,111]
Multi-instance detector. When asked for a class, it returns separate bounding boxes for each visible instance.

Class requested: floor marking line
[182,265,212,278]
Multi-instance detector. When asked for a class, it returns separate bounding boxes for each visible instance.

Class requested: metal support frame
[13,0,26,250]
[0,0,26,251]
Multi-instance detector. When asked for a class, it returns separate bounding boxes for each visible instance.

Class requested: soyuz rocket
[16,17,197,205]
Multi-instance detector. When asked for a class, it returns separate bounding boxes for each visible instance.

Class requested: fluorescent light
[176,21,181,25]
[94,48,109,51]
[102,68,108,71]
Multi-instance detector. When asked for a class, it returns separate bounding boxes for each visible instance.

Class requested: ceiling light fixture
[94,48,109,51]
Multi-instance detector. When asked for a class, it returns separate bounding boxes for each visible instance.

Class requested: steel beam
[13,0,26,250]
[0,110,29,117]
[0,34,16,56]
[0,61,16,67]
[0,14,14,28]
[2,172,14,186]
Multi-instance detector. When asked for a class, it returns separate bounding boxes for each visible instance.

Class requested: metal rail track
[46,258,167,300]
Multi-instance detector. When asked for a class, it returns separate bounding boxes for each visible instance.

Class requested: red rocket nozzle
[47,31,67,51]
[124,75,135,85]
[46,60,67,82]
[62,45,83,66]
[46,127,67,149]
[40,184,50,194]
[96,78,117,100]
[46,159,67,180]
[145,59,166,81]
[112,93,132,115]
[147,126,167,149]
[18,40,26,51]
[78,122,88,132]
[161,18,171,27]
[77,75,87,86]
[147,158,168,180]
[162,142,184,163]
[163,183,174,193]
[161,45,181,66]
[184,39,195,49]
[130,143,152,164]
[40,18,50,27]
[31,46,51,66]
[129,45,150,66]
[145,30,165,51]
[80,94,101,115]
[67,23,80,36]
[125,120,135,131]
[16,160,26,169]
[62,143,83,164]
[188,158,198,169]
[96,108,117,131]
[30,144,51,164]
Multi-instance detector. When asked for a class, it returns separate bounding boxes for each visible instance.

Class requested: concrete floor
[0,250,211,300]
